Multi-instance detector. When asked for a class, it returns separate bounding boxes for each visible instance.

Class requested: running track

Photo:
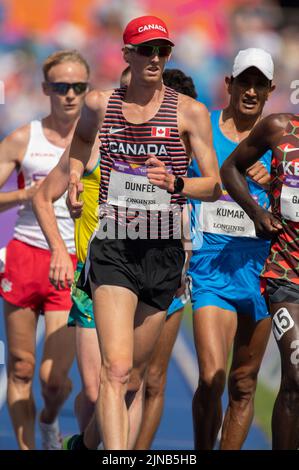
[0,178,270,449]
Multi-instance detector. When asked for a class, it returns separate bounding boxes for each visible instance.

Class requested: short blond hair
[120,66,131,87]
[42,50,90,81]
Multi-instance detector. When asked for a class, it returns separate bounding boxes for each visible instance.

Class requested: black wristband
[167,176,185,194]
[174,176,184,194]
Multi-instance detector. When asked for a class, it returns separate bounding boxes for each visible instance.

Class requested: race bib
[280,175,299,222]
[107,161,171,211]
[201,191,257,237]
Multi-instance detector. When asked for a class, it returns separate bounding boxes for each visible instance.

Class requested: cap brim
[131,36,174,46]
[232,65,273,80]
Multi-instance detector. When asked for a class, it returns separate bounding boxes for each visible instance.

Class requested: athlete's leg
[134,308,183,450]
[74,326,101,431]
[39,310,75,425]
[220,314,271,449]
[192,306,237,450]
[126,368,145,450]
[92,284,167,450]
[72,326,103,450]
[4,301,38,450]
[81,369,146,451]
[269,301,299,449]
[92,284,138,450]
[66,298,166,451]
[80,302,165,451]
[127,301,167,449]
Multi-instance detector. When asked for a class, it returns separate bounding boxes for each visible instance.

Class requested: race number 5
[272,308,294,341]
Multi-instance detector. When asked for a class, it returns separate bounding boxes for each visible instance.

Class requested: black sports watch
[168,176,185,194]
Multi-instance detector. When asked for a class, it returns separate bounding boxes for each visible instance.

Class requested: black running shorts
[265,278,299,304]
[78,238,185,311]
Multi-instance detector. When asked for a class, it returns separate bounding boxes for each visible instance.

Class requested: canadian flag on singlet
[151,127,171,137]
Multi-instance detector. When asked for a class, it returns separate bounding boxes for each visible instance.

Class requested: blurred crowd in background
[0,0,298,139]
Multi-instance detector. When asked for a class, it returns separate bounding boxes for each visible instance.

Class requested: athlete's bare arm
[32,151,74,288]
[67,90,110,208]
[179,96,221,200]
[146,95,221,201]
[33,144,99,288]
[0,125,42,212]
[221,113,292,237]
[33,152,70,249]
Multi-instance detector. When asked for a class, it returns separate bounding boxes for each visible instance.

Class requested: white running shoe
[39,416,62,450]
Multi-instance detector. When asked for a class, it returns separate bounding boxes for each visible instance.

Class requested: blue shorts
[188,245,270,322]
[167,284,190,317]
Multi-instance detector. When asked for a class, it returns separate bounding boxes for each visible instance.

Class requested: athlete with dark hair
[189,48,275,449]
[221,112,299,449]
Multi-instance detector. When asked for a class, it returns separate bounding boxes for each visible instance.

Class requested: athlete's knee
[8,353,35,384]
[198,368,226,399]
[127,368,143,393]
[145,365,167,398]
[74,390,95,425]
[228,367,258,403]
[82,383,99,405]
[280,370,299,404]
[101,359,133,388]
[40,368,71,398]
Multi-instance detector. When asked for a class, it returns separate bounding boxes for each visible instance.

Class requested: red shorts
[0,239,77,312]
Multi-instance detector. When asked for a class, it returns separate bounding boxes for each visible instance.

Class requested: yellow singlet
[74,163,100,264]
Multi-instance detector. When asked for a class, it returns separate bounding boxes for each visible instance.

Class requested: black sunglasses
[47,82,88,96]
[126,44,172,58]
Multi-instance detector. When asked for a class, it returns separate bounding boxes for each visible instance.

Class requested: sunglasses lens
[136,46,154,57]
[49,82,88,95]
[158,46,172,57]
[73,83,88,94]
[51,83,69,95]
[135,45,172,57]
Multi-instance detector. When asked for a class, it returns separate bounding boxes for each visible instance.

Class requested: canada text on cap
[123,16,174,46]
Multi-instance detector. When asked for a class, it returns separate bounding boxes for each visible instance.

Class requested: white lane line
[172,330,198,393]
[0,316,45,410]
[0,368,7,410]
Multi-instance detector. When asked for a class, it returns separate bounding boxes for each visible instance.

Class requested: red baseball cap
[123,16,174,46]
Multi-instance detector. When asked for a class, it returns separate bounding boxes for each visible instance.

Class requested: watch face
[175,176,184,192]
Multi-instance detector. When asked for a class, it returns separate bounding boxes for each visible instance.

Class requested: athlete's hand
[252,207,282,239]
[67,173,84,219]
[145,156,175,192]
[175,275,187,298]
[49,247,74,289]
[20,180,44,202]
[175,250,191,297]
[246,161,270,187]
